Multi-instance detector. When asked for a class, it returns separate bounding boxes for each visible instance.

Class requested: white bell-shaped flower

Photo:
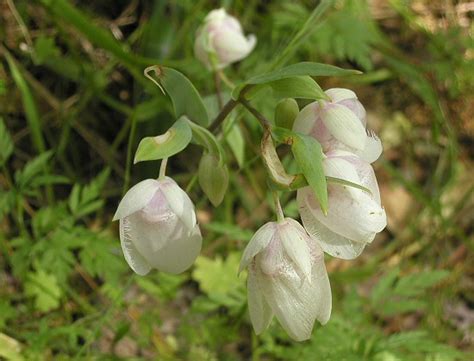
[113,177,202,275]
[293,88,382,163]
[194,8,256,70]
[297,150,386,260]
[239,218,332,341]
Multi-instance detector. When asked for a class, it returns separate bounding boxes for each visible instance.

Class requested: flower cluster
[114,8,386,343]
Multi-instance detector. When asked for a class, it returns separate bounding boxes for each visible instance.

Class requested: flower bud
[293,88,382,163]
[194,8,256,70]
[113,177,202,275]
[198,152,229,207]
[297,150,386,259]
[275,98,299,130]
[239,218,332,341]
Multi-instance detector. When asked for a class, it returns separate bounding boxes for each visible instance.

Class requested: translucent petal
[323,156,362,199]
[278,219,311,279]
[356,132,383,163]
[161,177,196,231]
[310,255,332,324]
[119,217,151,275]
[321,104,367,150]
[247,267,273,334]
[261,266,323,341]
[298,191,369,259]
[146,225,202,274]
[338,98,367,125]
[239,222,276,273]
[325,88,356,102]
[293,102,319,135]
[300,186,386,242]
[113,179,159,221]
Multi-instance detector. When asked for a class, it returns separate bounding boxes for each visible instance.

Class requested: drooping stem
[218,70,236,89]
[208,85,252,132]
[214,71,224,109]
[272,191,285,222]
[239,98,272,131]
[159,157,168,180]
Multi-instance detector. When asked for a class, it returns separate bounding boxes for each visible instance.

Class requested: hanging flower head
[194,8,256,70]
[293,88,382,163]
[113,177,202,275]
[239,218,331,341]
[298,150,386,260]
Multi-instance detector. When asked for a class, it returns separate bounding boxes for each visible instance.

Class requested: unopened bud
[198,152,229,206]
[275,98,299,130]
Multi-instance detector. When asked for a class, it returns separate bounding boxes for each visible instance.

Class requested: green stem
[123,113,137,194]
[159,157,168,180]
[273,191,285,222]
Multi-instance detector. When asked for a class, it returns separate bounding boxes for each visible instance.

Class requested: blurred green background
[0,0,473,359]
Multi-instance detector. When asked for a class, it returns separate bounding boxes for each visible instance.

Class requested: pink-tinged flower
[239,218,331,341]
[194,8,256,70]
[113,177,202,275]
[293,88,382,163]
[297,150,387,260]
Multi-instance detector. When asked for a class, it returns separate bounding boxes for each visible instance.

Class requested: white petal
[325,88,357,102]
[214,28,256,66]
[298,192,368,259]
[239,222,276,273]
[356,133,383,163]
[147,225,202,274]
[278,219,311,279]
[261,267,318,341]
[299,186,386,243]
[113,179,160,221]
[119,217,152,275]
[323,156,362,199]
[293,102,319,135]
[161,177,196,231]
[338,98,367,125]
[310,254,332,324]
[321,104,367,150]
[247,268,273,334]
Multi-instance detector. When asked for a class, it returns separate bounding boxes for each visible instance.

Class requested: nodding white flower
[194,8,256,70]
[297,150,387,260]
[113,177,202,275]
[293,88,382,163]
[239,218,332,341]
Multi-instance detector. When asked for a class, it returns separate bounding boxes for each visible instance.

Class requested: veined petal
[119,217,152,275]
[321,104,367,150]
[113,179,160,221]
[239,222,276,273]
[146,225,203,274]
[338,98,367,125]
[325,88,357,102]
[261,267,318,341]
[324,156,362,198]
[299,186,386,243]
[247,268,273,334]
[293,102,320,135]
[356,132,383,163]
[298,191,368,259]
[278,219,311,279]
[161,177,196,231]
[310,255,332,324]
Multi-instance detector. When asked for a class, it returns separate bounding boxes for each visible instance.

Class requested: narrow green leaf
[326,176,372,196]
[233,62,361,98]
[15,151,53,191]
[186,119,224,161]
[292,133,328,214]
[154,67,210,126]
[134,116,192,163]
[5,53,46,153]
[0,118,13,166]
[269,76,328,100]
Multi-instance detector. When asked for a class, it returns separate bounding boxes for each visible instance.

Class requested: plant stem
[239,98,272,131]
[208,85,252,132]
[159,158,168,180]
[272,191,284,222]
[123,113,137,194]
[214,71,224,109]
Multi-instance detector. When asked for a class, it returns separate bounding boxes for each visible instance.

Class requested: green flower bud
[198,152,229,207]
[275,98,299,130]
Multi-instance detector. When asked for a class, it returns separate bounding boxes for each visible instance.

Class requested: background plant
[0,0,473,359]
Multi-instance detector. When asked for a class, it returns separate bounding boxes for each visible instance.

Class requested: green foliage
[25,268,62,312]
[134,116,193,163]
